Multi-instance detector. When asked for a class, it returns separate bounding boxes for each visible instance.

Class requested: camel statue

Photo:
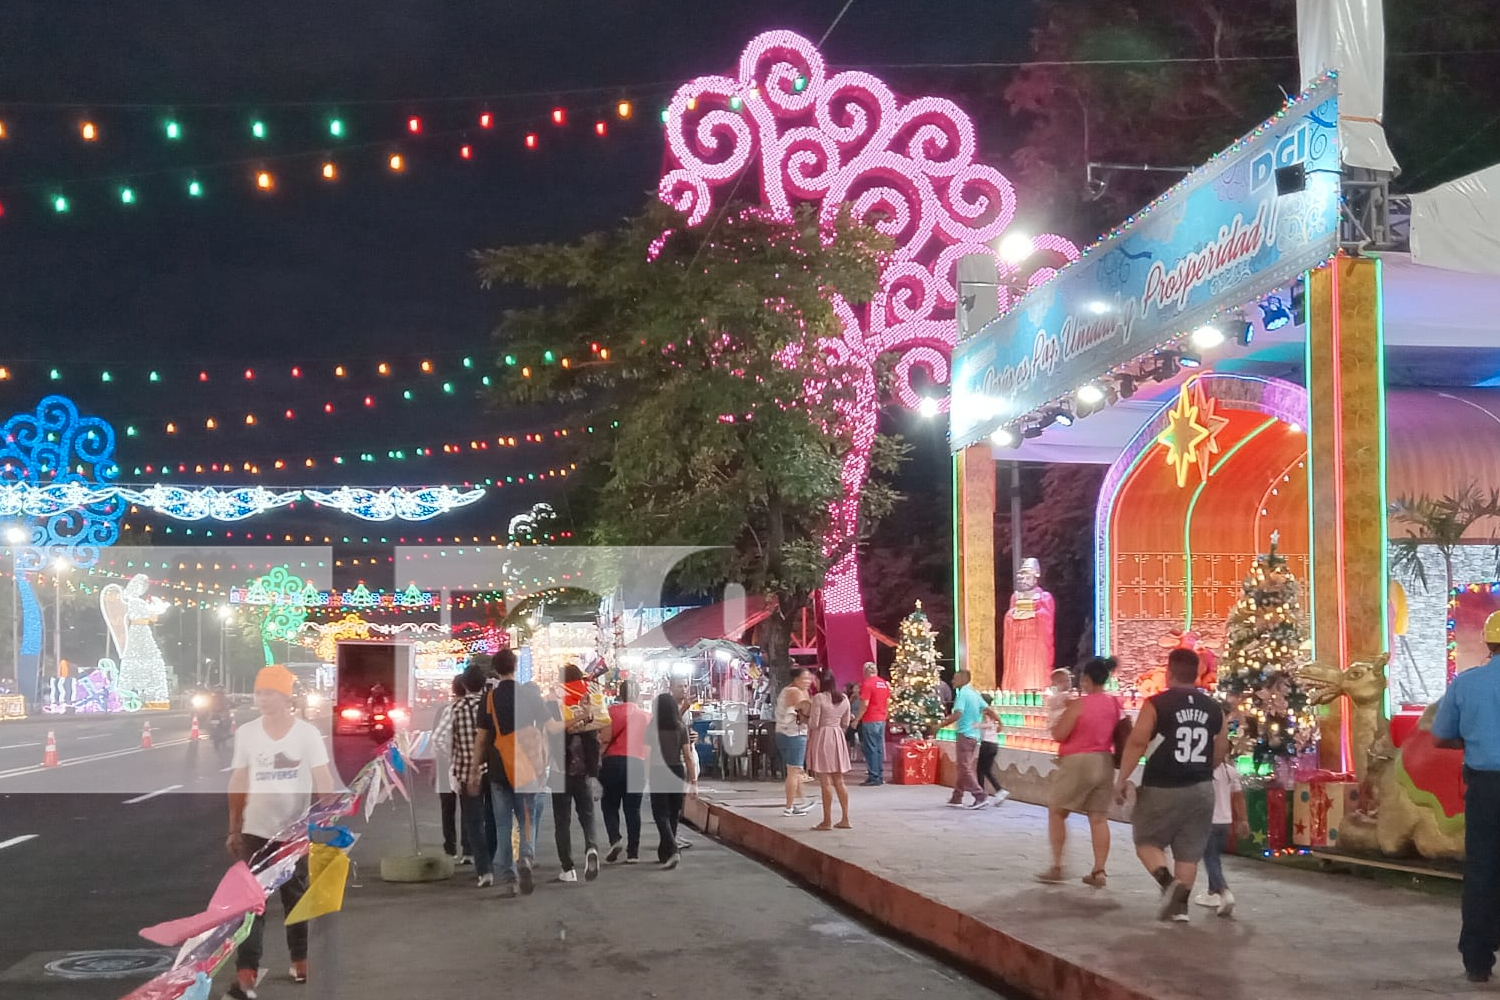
[1295,654,1464,859]
[1295,653,1389,783]
[1335,704,1465,859]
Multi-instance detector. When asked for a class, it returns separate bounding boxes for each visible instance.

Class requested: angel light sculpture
[103,573,172,705]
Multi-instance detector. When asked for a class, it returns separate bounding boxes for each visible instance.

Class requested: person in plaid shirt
[446,662,497,882]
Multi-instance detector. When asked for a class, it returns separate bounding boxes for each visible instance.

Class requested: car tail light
[340,708,363,721]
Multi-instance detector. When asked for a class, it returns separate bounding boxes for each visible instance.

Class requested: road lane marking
[124,784,183,804]
[0,737,192,781]
[0,834,39,850]
[76,734,111,741]
[0,742,40,750]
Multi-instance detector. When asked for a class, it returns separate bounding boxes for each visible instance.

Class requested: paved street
[0,730,1013,1000]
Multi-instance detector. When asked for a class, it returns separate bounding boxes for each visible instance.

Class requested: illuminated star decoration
[1191,383,1231,483]
[1157,382,1212,488]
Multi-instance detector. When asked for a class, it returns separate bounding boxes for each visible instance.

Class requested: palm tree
[1388,484,1500,595]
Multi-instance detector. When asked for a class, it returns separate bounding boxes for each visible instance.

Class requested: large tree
[1003,0,1500,230]
[476,200,899,679]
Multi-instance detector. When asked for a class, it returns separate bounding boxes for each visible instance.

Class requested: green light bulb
[504,355,517,366]
[149,371,160,382]
[402,390,413,400]
[252,120,267,139]
[126,426,137,437]
[442,382,453,394]
[329,118,344,137]
[187,180,203,198]
[481,376,492,386]
[462,357,473,368]
[49,368,60,380]
[165,120,181,140]
[119,187,135,205]
[101,371,112,382]
[543,350,555,364]
[52,195,69,214]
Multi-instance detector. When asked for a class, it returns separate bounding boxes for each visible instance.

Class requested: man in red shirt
[852,662,891,786]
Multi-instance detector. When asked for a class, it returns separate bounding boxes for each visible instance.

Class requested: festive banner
[950,77,1342,448]
[139,863,265,946]
[285,844,351,926]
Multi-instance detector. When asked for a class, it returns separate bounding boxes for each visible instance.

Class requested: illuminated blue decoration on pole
[302,486,486,521]
[0,396,122,705]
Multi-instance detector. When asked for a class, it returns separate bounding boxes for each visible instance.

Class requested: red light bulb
[407,116,422,134]
[551,107,566,125]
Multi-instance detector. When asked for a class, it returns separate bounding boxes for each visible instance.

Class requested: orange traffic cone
[189,715,201,741]
[141,721,153,749]
[42,731,58,767]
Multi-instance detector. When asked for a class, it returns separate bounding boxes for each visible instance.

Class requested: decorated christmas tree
[1218,533,1318,767]
[889,602,945,737]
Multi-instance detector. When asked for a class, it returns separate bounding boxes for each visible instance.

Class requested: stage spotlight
[1022,424,1044,439]
[1236,321,1256,346]
[990,426,1016,448]
[1177,350,1203,369]
[1076,383,1106,406]
[1054,408,1076,427]
[1191,324,1225,350]
[1118,374,1138,398]
[1259,295,1292,331]
[1151,355,1181,382]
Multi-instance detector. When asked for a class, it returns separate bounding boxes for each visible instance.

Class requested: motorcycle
[208,712,233,750]
[367,704,405,744]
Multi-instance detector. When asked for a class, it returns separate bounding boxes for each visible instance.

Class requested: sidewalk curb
[685,796,1154,1000]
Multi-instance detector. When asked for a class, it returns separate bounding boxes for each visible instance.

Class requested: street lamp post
[217,606,233,690]
[52,556,70,683]
[4,526,26,687]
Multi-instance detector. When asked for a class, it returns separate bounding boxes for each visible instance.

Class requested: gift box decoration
[1238,785,1293,856]
[893,737,938,785]
[1293,780,1362,847]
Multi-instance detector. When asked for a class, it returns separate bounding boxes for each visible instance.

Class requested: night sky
[0,1,1029,528]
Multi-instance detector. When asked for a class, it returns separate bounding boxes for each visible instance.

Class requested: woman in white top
[775,668,814,817]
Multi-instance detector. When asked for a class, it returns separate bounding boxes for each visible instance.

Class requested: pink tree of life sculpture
[658,30,1078,678]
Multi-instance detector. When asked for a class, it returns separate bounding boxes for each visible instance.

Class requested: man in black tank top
[1114,649,1227,923]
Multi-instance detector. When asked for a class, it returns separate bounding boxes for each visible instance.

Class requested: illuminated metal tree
[659,30,1077,668]
[0,396,123,703]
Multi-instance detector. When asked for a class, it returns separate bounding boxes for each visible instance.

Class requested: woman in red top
[1039,657,1122,888]
[599,680,650,863]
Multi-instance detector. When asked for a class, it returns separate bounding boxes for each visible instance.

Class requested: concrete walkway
[686,780,1479,1000]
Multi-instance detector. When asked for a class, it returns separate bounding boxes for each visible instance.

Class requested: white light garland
[0,482,486,522]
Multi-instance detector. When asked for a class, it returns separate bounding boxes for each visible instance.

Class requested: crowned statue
[102,574,173,706]
[1002,557,1056,691]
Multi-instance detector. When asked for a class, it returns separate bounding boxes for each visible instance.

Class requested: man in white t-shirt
[226,665,335,1000]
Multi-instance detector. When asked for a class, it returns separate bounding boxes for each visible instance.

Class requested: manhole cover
[43,949,173,980]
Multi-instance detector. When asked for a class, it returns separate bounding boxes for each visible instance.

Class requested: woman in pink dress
[804,668,852,831]
[1039,656,1122,887]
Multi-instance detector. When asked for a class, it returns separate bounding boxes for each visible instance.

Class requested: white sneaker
[1194,892,1222,908]
[660,853,681,870]
[1217,889,1236,917]
[944,800,967,809]
[585,848,600,881]
[991,789,1010,806]
[556,869,578,883]
[476,873,494,888]
[1172,910,1191,923]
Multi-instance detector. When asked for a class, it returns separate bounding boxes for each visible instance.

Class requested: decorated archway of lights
[0,395,488,702]
[657,30,1078,671]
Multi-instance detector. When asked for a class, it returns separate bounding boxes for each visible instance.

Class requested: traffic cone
[190,715,201,741]
[141,721,153,749]
[42,731,58,767]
